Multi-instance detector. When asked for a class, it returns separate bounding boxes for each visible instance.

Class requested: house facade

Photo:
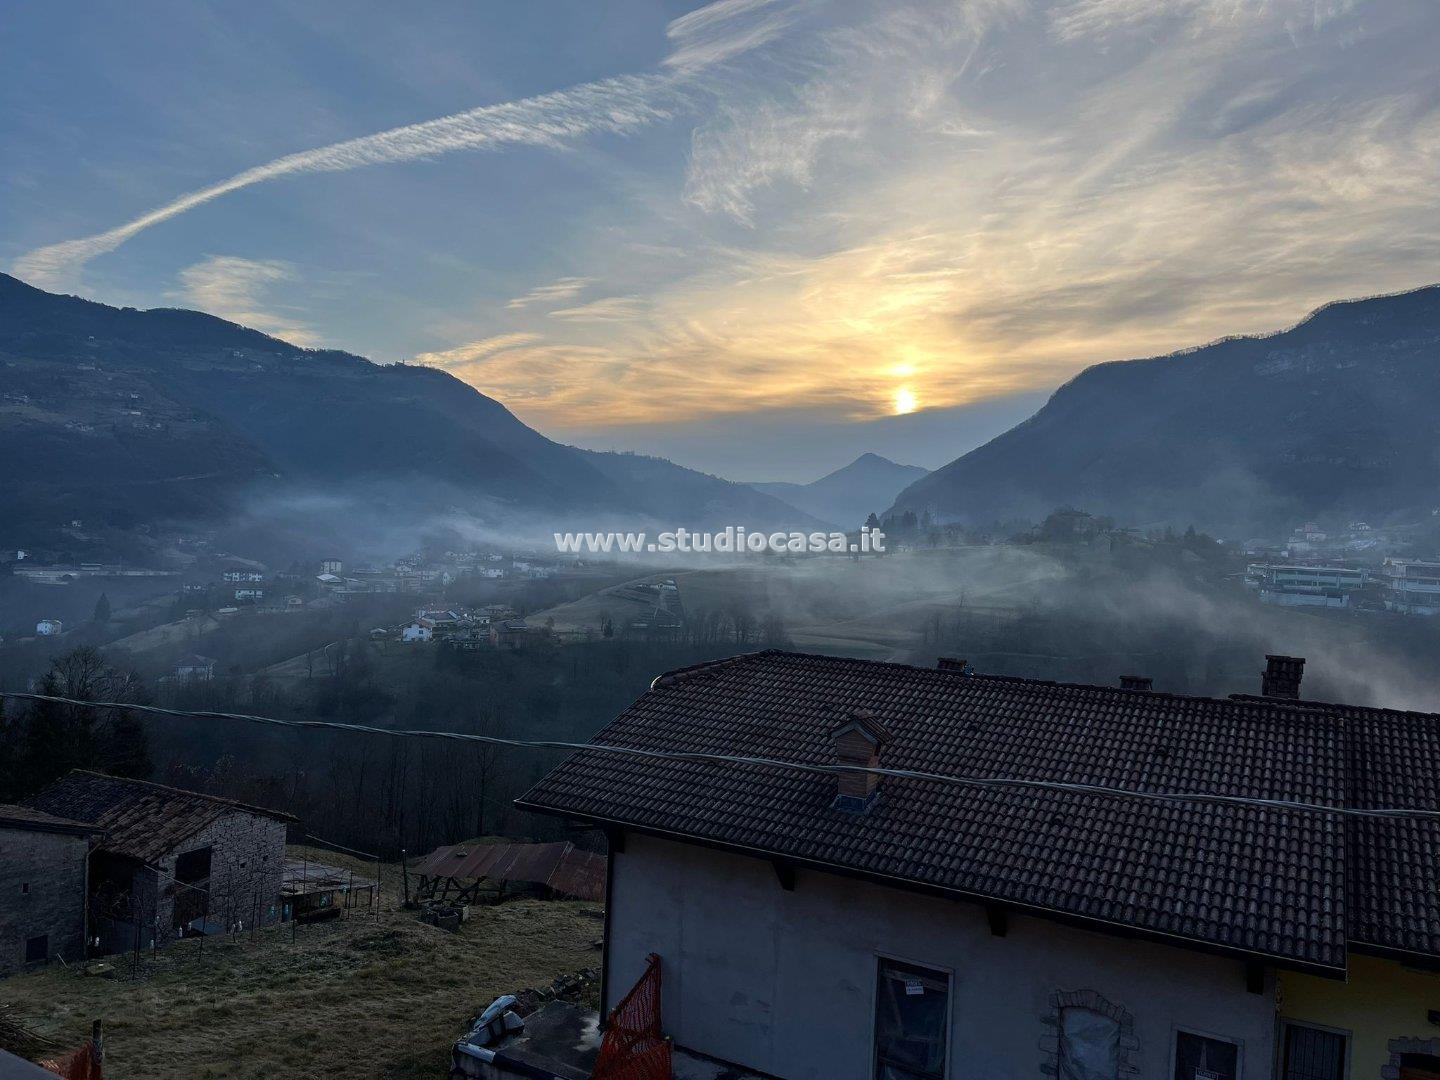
[607,832,1275,1079]
[0,805,99,974]
[519,650,1440,1080]
[23,771,295,954]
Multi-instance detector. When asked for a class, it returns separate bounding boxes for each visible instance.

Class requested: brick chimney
[829,707,892,811]
[937,657,969,674]
[1262,655,1306,699]
[1119,675,1153,691]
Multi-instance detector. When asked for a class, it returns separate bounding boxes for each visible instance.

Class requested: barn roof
[412,841,605,902]
[516,650,1440,975]
[0,801,101,837]
[24,771,295,865]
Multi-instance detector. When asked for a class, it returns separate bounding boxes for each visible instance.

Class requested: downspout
[599,827,620,1027]
[81,835,93,965]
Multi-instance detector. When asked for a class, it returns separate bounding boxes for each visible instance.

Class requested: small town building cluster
[1247,557,1440,613]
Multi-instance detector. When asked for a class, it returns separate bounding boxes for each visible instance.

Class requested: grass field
[0,846,603,1079]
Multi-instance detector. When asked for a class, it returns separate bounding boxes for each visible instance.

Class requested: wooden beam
[1245,961,1265,995]
[772,861,796,892]
[985,904,1008,938]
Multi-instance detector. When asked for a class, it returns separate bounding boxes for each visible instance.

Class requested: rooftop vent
[829,707,892,813]
[1119,675,1153,691]
[937,657,969,674]
[1262,655,1306,699]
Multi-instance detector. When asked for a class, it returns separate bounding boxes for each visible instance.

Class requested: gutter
[513,799,1349,982]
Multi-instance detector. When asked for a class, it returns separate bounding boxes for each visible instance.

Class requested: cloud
[12,0,799,289]
[411,332,542,368]
[451,0,1440,441]
[1048,0,1358,41]
[664,0,794,71]
[173,255,320,346]
[548,296,646,322]
[505,277,592,310]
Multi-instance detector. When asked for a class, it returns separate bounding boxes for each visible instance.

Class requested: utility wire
[4,690,1437,822]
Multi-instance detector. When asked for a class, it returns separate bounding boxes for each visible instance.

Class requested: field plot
[0,846,602,1079]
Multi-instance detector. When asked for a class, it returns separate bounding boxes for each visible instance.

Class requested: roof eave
[512,799,1349,981]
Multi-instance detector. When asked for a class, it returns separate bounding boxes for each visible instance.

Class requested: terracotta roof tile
[520,651,1354,972]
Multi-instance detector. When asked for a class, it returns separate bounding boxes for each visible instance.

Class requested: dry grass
[0,847,603,1079]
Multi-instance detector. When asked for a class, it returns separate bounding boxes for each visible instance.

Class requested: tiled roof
[24,770,296,864]
[518,651,1352,973]
[1232,695,1440,961]
[0,801,100,836]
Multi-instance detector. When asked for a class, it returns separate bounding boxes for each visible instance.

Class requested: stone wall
[151,812,288,942]
[0,826,89,974]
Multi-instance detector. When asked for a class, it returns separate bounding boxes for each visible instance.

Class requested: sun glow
[893,386,918,415]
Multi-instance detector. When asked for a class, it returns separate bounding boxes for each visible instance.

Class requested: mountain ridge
[0,273,815,547]
[751,452,928,528]
[888,283,1440,535]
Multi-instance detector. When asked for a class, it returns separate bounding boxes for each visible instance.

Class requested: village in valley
[3,500,1440,1078]
[5,0,1440,1076]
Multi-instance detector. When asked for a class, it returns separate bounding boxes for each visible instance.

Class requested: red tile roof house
[515,651,1440,1080]
[22,772,296,956]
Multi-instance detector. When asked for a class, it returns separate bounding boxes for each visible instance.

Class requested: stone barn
[0,804,101,974]
[23,771,296,956]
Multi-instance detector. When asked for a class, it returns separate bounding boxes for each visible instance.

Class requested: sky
[3,0,1438,481]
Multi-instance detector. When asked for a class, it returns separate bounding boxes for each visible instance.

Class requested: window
[1281,1023,1346,1080]
[1060,1007,1121,1080]
[1174,1031,1240,1080]
[24,935,48,964]
[874,959,950,1080]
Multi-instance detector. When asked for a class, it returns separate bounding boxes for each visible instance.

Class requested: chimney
[937,657,969,674]
[829,707,892,811]
[1119,675,1153,691]
[1262,655,1306,699]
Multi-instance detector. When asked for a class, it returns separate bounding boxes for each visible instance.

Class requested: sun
[893,386,918,415]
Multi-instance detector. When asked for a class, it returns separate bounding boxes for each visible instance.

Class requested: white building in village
[1382,558,1440,615]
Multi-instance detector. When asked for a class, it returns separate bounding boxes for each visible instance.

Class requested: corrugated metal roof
[413,841,604,901]
[281,858,376,895]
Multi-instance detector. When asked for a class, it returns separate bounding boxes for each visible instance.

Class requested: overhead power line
[3,690,1436,821]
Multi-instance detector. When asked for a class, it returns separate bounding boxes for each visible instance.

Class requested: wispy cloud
[412,332,542,368]
[548,296,646,322]
[12,0,799,289]
[173,255,319,346]
[664,0,793,71]
[505,277,592,311]
[453,0,1440,439]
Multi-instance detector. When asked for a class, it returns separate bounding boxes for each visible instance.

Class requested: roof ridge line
[60,769,297,822]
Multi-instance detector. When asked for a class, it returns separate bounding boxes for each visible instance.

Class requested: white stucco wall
[608,833,1278,1080]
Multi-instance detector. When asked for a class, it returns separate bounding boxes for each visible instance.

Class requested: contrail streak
[14,74,685,287]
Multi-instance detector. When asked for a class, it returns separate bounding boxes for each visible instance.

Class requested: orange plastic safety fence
[592,953,671,1080]
[38,1043,101,1080]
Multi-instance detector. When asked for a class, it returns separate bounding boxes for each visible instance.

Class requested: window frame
[1170,1024,1245,1080]
[1277,1019,1351,1080]
[23,934,48,964]
[870,952,955,1080]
